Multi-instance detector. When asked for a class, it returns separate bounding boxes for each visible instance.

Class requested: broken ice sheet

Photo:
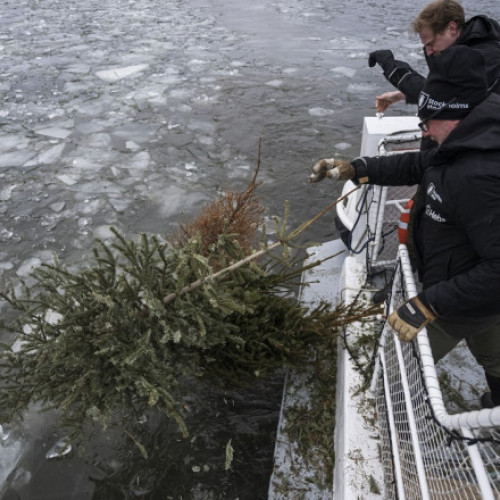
[16,258,42,277]
[35,127,72,139]
[0,184,17,201]
[0,150,36,168]
[111,123,159,143]
[308,107,334,117]
[24,143,66,167]
[96,64,149,83]
[330,66,357,78]
[0,135,30,152]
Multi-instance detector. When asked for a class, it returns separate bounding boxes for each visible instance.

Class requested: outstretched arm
[369,50,426,104]
[309,150,430,187]
[375,90,405,113]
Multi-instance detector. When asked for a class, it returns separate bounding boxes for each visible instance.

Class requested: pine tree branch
[162,185,360,304]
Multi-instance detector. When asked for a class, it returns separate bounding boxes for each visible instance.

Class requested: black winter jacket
[386,15,500,103]
[354,92,500,319]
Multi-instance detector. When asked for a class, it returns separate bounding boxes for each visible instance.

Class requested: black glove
[368,50,395,69]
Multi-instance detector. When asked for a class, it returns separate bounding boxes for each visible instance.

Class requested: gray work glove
[309,158,355,183]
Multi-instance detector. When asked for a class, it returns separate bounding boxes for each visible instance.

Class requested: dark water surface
[1,0,499,498]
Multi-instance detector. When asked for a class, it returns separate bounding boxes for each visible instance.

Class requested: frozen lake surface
[1,0,499,498]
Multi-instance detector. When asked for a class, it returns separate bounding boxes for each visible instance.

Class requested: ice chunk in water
[265,79,283,87]
[72,95,115,116]
[80,198,102,215]
[152,185,209,218]
[85,133,112,149]
[39,143,66,164]
[346,83,375,93]
[94,225,117,240]
[112,123,159,143]
[96,64,149,83]
[187,119,215,135]
[16,258,42,277]
[124,151,150,171]
[169,88,194,100]
[35,127,72,139]
[330,66,357,78]
[0,261,14,271]
[56,174,79,186]
[0,228,14,242]
[0,135,29,152]
[24,143,66,167]
[50,201,66,213]
[65,63,91,75]
[45,437,73,460]
[0,184,17,201]
[0,150,36,168]
[45,309,63,325]
[126,140,141,151]
[75,119,106,135]
[130,88,168,109]
[334,142,352,151]
[109,196,131,213]
[198,135,213,146]
[308,107,334,117]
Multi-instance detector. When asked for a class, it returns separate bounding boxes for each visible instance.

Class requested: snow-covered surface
[333,255,384,499]
[269,239,347,498]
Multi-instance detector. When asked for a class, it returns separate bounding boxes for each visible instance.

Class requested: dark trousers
[427,317,500,405]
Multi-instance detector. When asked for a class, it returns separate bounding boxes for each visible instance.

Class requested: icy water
[1,0,499,498]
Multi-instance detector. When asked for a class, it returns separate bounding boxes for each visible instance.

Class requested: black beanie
[418,45,489,120]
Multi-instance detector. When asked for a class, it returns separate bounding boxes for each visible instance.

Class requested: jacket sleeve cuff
[417,292,441,317]
[351,157,369,184]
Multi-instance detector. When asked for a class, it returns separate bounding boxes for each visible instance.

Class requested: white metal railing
[371,245,500,499]
[368,132,420,271]
[339,130,500,498]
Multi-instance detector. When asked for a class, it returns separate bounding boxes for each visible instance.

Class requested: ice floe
[96,64,149,83]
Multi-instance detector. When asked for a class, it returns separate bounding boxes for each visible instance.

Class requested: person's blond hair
[411,0,465,34]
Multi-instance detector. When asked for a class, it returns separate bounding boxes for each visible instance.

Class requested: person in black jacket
[310,45,500,408]
[368,0,500,305]
[369,0,500,113]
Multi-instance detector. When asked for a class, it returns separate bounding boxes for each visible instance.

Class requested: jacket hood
[458,15,500,44]
[424,15,500,66]
[435,92,500,158]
